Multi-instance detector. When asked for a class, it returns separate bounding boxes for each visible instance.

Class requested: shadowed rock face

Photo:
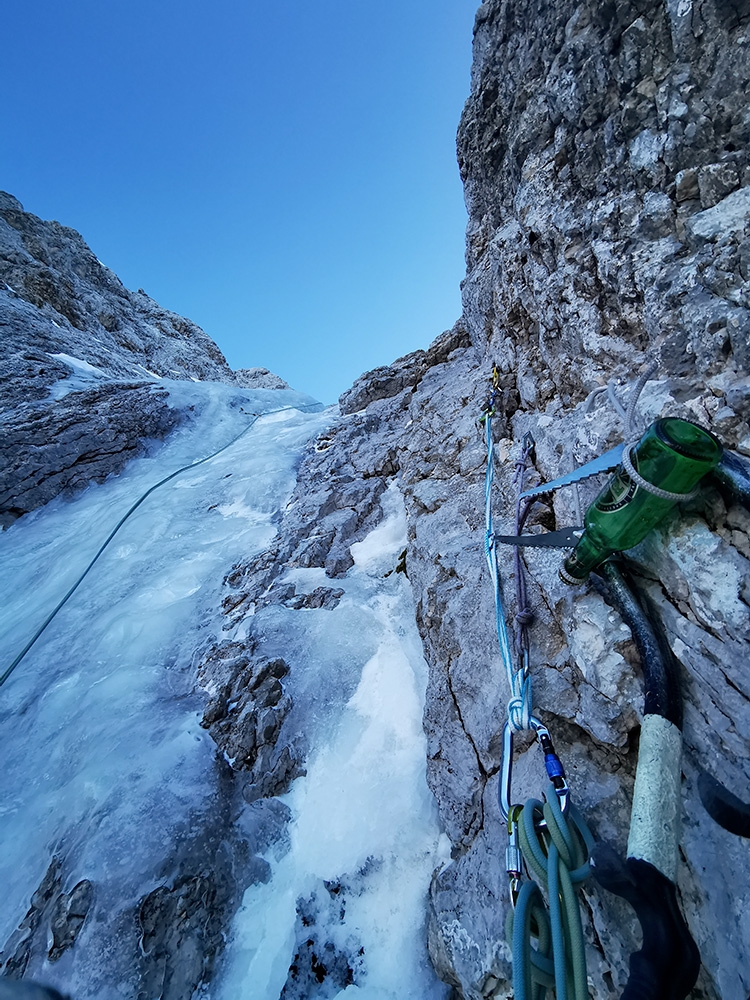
[0,381,181,528]
[459,0,750,393]
[0,195,289,527]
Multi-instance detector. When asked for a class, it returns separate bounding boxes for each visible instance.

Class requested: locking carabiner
[498,717,570,824]
[498,717,570,904]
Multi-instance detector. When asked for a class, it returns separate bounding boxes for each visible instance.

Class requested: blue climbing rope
[481,368,594,998]
[482,383,532,731]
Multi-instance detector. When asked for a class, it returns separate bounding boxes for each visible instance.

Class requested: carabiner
[531,718,570,814]
[498,717,570,823]
[499,720,515,822]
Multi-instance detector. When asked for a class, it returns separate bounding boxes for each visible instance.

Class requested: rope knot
[508,672,533,731]
[515,607,534,627]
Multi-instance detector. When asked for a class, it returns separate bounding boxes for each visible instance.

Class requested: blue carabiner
[498,717,569,822]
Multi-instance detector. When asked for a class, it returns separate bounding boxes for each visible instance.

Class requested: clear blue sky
[3,1,477,404]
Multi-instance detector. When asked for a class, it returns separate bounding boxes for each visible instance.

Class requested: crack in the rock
[580,892,608,964]
[719,665,750,703]
[444,658,487,845]
[445,660,487,781]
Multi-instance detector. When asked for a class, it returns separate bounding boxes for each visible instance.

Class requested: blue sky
[3,1,477,404]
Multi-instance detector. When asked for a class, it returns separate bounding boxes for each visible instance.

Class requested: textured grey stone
[0,382,180,527]
[3,1,750,996]
[280,884,362,999]
[0,195,292,526]
[698,162,740,209]
[675,167,700,203]
[234,367,291,390]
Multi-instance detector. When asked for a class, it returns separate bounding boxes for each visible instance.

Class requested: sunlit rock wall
[183,1,750,992]
[425,0,750,995]
[282,1,749,995]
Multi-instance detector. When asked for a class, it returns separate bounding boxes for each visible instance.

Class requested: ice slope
[214,486,451,1000]
[0,381,448,999]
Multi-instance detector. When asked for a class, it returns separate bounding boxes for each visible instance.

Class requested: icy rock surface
[0,375,449,999]
[3,0,750,995]
[0,384,328,997]
[0,196,281,526]
[211,0,750,994]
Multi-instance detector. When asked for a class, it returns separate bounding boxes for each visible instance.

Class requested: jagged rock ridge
[0,192,289,527]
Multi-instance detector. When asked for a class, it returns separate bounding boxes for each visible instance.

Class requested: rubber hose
[591,561,683,729]
[712,449,750,512]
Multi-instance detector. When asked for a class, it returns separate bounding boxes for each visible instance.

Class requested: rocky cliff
[0,191,287,528]
[1,0,750,996]
[221,0,749,995]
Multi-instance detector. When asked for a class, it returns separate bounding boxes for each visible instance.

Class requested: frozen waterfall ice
[0,380,449,1000]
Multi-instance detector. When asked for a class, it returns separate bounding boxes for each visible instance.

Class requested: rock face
[2,0,750,995]
[0,194,286,527]
[459,0,750,388]
[219,1,750,997]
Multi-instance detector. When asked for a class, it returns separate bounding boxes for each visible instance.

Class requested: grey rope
[584,361,658,433]
[585,362,691,501]
[583,385,607,414]
[606,381,628,422]
[625,361,658,438]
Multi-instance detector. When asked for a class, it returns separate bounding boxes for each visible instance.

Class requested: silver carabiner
[499,720,515,822]
[499,717,570,822]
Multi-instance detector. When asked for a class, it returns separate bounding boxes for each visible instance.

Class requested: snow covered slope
[0,380,448,999]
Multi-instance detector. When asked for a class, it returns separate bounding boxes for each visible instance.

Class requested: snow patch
[49,352,107,376]
[350,482,407,574]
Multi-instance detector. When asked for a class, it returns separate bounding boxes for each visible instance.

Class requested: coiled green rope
[506,784,595,1000]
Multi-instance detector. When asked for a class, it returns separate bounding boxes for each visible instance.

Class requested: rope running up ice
[0,403,320,689]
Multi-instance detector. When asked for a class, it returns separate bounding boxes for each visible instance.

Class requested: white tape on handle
[626,713,683,882]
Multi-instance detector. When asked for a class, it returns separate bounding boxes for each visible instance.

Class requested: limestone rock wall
[423,1,750,994]
[459,0,750,393]
[220,2,750,995]
[0,194,285,527]
[3,0,750,993]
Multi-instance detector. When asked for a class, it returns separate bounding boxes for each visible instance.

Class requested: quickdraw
[481,369,594,999]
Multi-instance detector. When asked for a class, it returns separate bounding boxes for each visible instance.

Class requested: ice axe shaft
[591,560,700,1000]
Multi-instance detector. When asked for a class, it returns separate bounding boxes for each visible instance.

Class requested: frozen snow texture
[0,387,446,999]
[214,494,448,999]
[0,382,327,995]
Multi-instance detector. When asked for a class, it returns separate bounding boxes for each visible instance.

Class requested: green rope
[507,783,595,1000]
